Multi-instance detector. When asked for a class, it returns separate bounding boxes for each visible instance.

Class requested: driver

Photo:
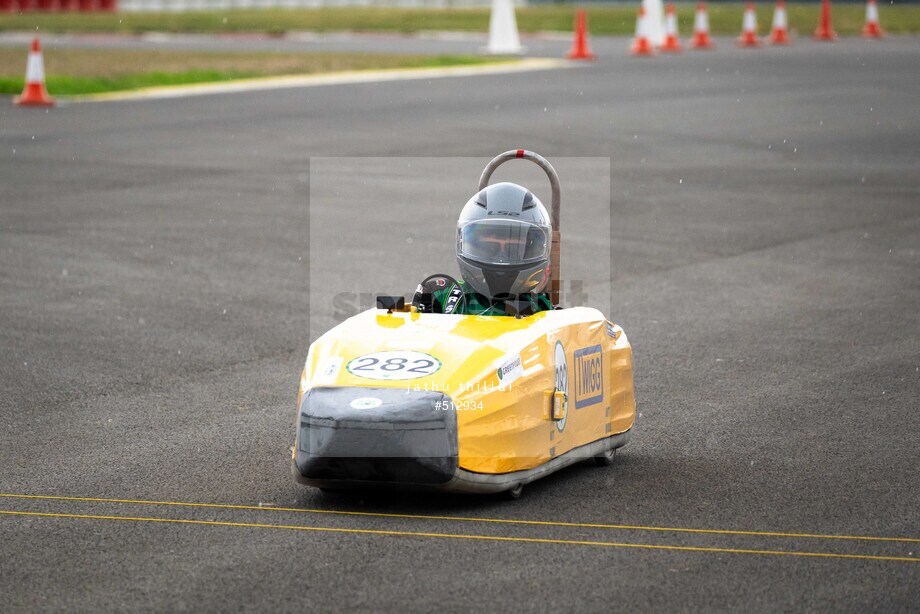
[428,182,554,316]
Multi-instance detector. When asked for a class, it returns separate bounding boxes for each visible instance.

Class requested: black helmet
[456,182,552,298]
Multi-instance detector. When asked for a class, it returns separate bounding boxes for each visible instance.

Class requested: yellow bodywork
[300,307,635,475]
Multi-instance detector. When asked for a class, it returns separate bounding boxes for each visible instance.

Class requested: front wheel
[593,448,617,467]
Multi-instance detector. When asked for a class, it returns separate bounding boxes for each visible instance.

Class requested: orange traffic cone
[630,6,656,56]
[862,0,884,38]
[567,9,595,60]
[660,3,683,52]
[14,38,54,107]
[815,0,837,41]
[770,0,791,44]
[690,1,714,49]
[737,1,761,47]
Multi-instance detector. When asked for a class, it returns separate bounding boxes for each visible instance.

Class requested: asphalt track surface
[2,36,920,611]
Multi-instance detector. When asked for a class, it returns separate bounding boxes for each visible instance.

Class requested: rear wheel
[593,447,617,467]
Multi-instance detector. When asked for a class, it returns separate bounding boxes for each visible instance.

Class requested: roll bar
[478,150,562,306]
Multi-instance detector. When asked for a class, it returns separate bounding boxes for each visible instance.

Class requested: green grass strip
[1,71,251,96]
[1,5,919,36]
[0,53,499,96]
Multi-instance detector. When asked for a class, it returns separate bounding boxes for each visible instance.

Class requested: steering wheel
[411,274,467,314]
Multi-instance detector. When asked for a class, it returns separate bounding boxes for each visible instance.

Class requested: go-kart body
[293,305,635,493]
[293,150,636,495]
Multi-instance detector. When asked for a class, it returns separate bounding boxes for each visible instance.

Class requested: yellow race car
[293,151,636,498]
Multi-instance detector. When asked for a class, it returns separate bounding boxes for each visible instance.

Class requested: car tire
[593,447,617,467]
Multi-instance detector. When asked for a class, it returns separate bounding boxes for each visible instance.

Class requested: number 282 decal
[346,351,442,381]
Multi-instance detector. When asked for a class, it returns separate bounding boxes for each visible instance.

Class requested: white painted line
[70,58,569,103]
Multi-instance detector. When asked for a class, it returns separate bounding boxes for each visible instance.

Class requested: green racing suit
[431,280,553,316]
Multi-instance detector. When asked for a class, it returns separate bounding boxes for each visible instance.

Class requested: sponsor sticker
[346,350,442,381]
[573,344,604,409]
[495,354,524,387]
[554,341,568,432]
[349,397,383,410]
[443,283,464,314]
[605,322,618,339]
[317,357,342,382]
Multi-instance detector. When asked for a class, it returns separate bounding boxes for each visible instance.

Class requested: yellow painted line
[2,492,918,545]
[68,58,568,103]
[1,509,917,564]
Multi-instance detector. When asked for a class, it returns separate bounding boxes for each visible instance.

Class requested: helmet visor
[458,219,550,266]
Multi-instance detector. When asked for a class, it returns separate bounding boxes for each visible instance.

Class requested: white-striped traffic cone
[14,38,54,107]
[770,0,791,44]
[630,5,656,56]
[737,1,761,48]
[660,3,683,52]
[691,1,714,49]
[862,0,884,38]
[642,0,666,47]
